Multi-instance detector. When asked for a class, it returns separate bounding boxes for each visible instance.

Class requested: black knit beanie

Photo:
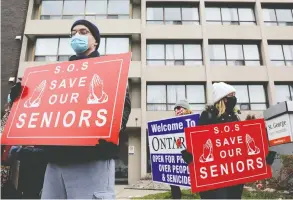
[71,20,101,50]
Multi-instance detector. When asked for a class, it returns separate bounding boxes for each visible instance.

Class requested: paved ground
[115,185,164,199]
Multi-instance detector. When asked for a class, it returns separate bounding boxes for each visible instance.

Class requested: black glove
[266,151,277,165]
[10,82,22,102]
[97,139,119,160]
[181,150,193,165]
[17,146,44,161]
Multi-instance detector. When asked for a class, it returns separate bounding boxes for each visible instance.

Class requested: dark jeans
[170,185,181,199]
[199,184,244,199]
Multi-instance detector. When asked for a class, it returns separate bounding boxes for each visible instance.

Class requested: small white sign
[266,114,293,146]
[128,146,135,154]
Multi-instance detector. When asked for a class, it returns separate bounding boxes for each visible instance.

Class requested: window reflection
[206,7,256,25]
[268,44,293,66]
[40,0,130,20]
[34,37,129,61]
[147,43,203,66]
[209,43,261,66]
[263,8,293,26]
[147,84,206,111]
[146,6,199,24]
[232,84,267,110]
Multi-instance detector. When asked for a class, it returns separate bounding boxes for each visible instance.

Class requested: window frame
[268,43,293,66]
[209,42,262,66]
[146,3,200,25]
[206,6,256,25]
[146,83,206,111]
[146,41,203,66]
[34,36,130,61]
[40,0,130,20]
[229,83,268,110]
[263,7,293,26]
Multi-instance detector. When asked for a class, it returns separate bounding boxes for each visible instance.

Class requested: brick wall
[1,0,29,116]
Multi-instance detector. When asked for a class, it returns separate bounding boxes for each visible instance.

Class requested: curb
[124,187,169,191]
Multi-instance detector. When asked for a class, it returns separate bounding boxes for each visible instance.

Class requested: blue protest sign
[148,114,200,187]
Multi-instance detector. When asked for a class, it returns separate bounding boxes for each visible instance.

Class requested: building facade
[1,0,29,115]
[16,0,293,184]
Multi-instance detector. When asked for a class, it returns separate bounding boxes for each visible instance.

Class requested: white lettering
[236,161,245,172]
[49,94,58,105]
[70,93,79,103]
[50,80,57,90]
[28,113,39,128]
[81,62,88,70]
[247,159,254,170]
[210,165,218,178]
[41,112,53,128]
[95,109,107,127]
[63,111,76,127]
[220,150,226,158]
[200,167,208,179]
[256,157,263,168]
[54,112,61,127]
[79,110,92,127]
[16,113,27,128]
[185,119,196,127]
[78,77,87,87]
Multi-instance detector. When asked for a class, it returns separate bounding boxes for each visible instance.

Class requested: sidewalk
[115,184,166,199]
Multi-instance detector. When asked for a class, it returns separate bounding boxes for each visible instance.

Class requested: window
[147,84,206,111]
[275,84,293,102]
[206,7,256,25]
[268,44,293,66]
[34,37,129,61]
[147,43,202,66]
[147,5,199,24]
[231,84,268,110]
[35,38,74,61]
[40,0,130,20]
[209,43,261,66]
[263,8,293,26]
[99,38,129,55]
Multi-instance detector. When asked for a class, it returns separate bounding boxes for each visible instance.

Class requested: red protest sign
[1,53,131,146]
[185,119,272,193]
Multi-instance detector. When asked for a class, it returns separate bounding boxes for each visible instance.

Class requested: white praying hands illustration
[24,80,47,108]
[87,74,108,104]
[246,134,260,156]
[199,139,214,163]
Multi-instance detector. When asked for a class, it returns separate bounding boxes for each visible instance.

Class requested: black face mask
[225,96,237,112]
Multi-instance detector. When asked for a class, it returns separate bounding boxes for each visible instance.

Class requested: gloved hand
[97,139,119,160]
[10,82,22,102]
[181,150,193,165]
[17,146,44,161]
[266,151,277,165]
[245,114,256,120]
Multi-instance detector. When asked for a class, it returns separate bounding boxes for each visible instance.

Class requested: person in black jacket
[9,20,131,199]
[8,146,47,199]
[181,82,276,199]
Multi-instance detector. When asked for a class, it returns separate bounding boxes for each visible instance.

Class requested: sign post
[147,114,199,187]
[185,119,272,193]
[264,101,293,146]
[1,53,131,146]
